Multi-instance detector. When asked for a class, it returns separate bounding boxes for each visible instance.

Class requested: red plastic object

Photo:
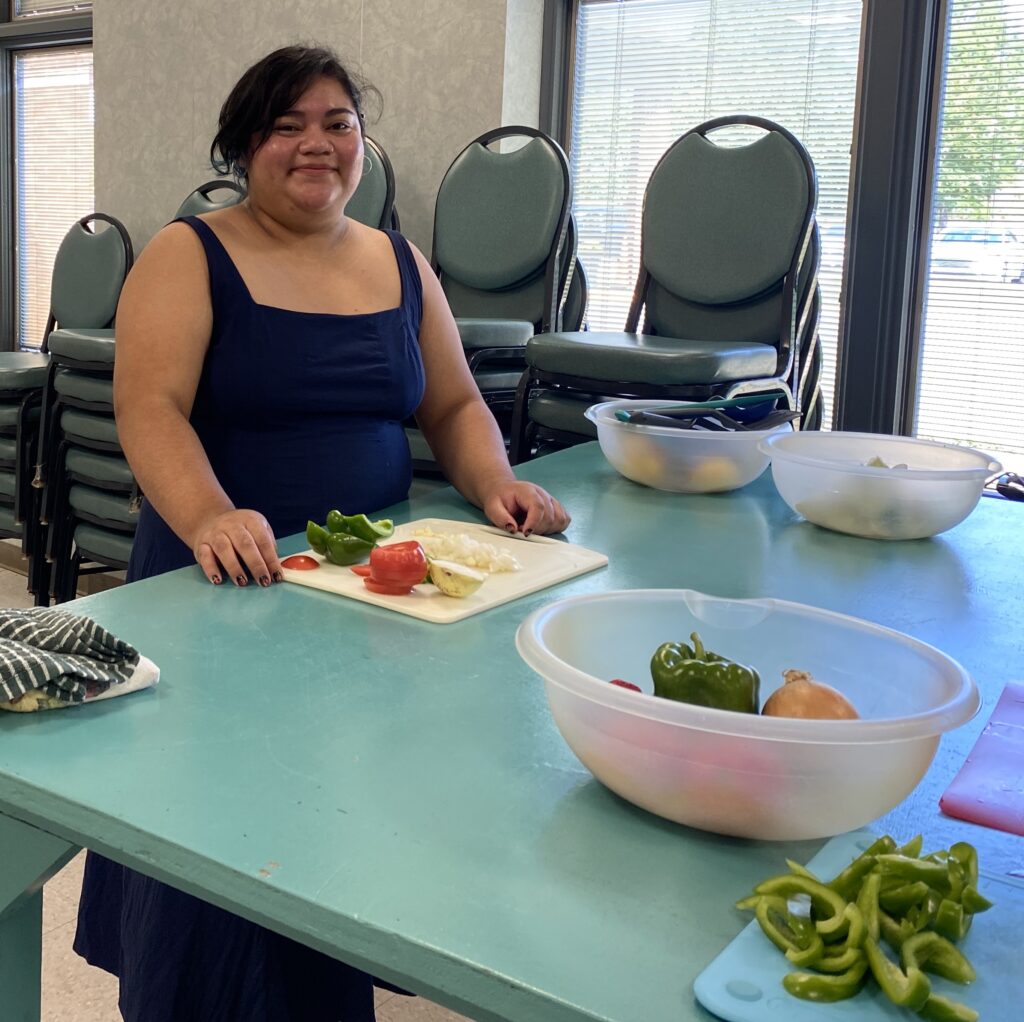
[940,682,1024,836]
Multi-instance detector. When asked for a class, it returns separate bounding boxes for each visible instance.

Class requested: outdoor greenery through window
[916,0,1024,473]
[569,0,862,427]
[13,45,95,350]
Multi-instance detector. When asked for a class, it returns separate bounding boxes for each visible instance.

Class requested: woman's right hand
[192,509,283,587]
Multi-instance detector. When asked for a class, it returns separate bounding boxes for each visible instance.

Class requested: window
[14,45,95,349]
[1,3,93,351]
[568,0,863,427]
[915,0,1024,473]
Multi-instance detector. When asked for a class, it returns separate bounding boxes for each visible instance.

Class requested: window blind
[14,1,92,19]
[14,45,95,350]
[915,0,1024,472]
[570,0,862,427]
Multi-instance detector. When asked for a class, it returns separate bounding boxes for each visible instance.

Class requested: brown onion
[761,669,860,720]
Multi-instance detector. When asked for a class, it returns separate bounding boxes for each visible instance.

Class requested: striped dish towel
[0,607,158,713]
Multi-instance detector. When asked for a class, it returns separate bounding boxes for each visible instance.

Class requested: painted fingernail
[211,574,221,585]
[524,529,533,537]
[272,571,283,583]
[259,575,271,588]
[505,523,516,533]
[235,575,247,587]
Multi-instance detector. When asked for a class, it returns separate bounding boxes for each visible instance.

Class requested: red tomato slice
[363,577,416,596]
[368,541,428,587]
[281,555,319,571]
[349,565,372,576]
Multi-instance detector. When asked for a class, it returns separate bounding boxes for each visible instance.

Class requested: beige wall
[94,0,544,253]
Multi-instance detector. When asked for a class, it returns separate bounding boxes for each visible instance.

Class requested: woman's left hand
[482,481,571,537]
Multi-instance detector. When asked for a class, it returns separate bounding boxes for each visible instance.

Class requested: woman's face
[246,75,364,217]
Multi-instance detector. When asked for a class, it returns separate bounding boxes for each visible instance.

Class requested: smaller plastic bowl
[516,589,979,841]
[759,431,1001,540]
[584,399,791,493]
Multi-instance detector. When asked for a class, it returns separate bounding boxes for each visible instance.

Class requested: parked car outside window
[930,221,1024,282]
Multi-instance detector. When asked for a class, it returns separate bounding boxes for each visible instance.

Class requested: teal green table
[2,444,1022,1021]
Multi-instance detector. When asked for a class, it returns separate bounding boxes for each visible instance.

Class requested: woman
[74,45,569,1021]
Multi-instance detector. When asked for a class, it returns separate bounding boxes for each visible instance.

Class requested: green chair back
[174,179,245,219]
[46,214,134,347]
[346,136,397,230]
[432,127,571,332]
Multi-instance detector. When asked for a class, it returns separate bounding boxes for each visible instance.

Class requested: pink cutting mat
[940,682,1024,836]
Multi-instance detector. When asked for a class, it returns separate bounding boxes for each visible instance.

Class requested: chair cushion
[456,318,534,351]
[69,484,138,527]
[54,369,114,406]
[60,409,120,448]
[0,470,15,499]
[528,393,600,438]
[525,331,778,385]
[0,352,50,393]
[0,504,17,536]
[473,368,524,393]
[65,448,134,489]
[74,522,134,566]
[46,328,115,365]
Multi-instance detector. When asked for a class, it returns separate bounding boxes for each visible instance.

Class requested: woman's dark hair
[210,45,380,179]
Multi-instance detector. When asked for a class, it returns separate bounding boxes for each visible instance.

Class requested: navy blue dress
[74,217,426,1022]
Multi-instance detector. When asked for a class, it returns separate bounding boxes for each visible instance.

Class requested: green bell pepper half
[650,631,760,713]
[324,532,375,566]
[306,521,329,555]
[340,513,394,543]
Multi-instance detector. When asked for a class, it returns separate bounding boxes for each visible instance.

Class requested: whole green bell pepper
[650,631,760,713]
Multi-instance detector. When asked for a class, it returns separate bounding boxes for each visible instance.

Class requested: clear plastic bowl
[759,431,1000,540]
[516,589,979,840]
[584,399,791,493]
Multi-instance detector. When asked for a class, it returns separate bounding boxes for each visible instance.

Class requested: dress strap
[382,230,424,333]
[174,215,253,304]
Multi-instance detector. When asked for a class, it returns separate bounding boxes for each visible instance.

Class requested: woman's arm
[113,223,282,586]
[410,245,570,536]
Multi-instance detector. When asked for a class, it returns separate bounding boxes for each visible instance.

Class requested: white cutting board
[280,517,608,624]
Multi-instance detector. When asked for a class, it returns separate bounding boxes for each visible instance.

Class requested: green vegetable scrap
[735,835,991,1019]
[649,632,760,713]
[307,511,395,566]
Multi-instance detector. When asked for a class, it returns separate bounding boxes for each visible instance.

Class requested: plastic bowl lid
[585,399,792,439]
[516,589,981,745]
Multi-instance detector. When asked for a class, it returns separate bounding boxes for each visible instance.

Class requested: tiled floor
[1,562,469,1022]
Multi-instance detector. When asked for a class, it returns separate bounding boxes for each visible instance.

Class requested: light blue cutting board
[694,829,1024,1022]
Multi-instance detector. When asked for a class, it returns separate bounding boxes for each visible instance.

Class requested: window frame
[0,1,92,352]
[544,0,948,436]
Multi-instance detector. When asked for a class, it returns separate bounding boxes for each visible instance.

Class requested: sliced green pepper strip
[827,835,895,900]
[815,946,864,973]
[784,923,825,968]
[782,957,869,1003]
[785,858,819,881]
[864,936,931,1010]
[856,871,881,943]
[917,993,979,1022]
[734,893,761,911]
[875,854,952,894]
[649,632,760,713]
[902,931,976,985]
[933,898,972,942]
[950,842,979,886]
[878,908,909,951]
[898,834,924,858]
[961,885,993,915]
[879,881,930,915]
[753,875,849,940]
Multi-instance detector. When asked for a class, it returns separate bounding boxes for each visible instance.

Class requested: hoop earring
[362,155,372,177]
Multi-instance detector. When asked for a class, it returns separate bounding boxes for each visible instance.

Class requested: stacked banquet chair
[38,183,257,604]
[29,214,135,604]
[346,136,399,230]
[407,125,582,473]
[509,115,822,463]
[174,178,246,218]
